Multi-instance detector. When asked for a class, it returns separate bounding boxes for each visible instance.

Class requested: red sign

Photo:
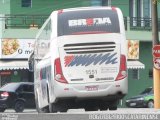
[154,58,160,70]
[0,71,11,75]
[153,45,160,58]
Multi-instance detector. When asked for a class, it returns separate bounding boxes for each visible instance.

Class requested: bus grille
[64,42,116,54]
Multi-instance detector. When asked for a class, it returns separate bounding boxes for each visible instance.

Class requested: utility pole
[152,0,160,109]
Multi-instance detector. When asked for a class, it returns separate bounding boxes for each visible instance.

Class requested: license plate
[85,85,98,91]
[130,103,136,106]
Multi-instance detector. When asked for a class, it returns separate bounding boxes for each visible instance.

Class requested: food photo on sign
[127,40,139,59]
[2,38,19,56]
[0,38,35,59]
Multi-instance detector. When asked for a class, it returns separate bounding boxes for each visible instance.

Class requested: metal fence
[129,17,152,31]
[0,15,160,31]
[1,14,49,29]
[129,17,160,31]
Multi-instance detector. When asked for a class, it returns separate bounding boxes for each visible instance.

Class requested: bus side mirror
[28,61,34,72]
[28,52,34,72]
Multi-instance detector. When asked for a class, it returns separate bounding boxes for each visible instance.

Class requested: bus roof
[51,6,120,14]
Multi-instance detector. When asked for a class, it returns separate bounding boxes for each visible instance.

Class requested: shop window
[137,0,142,18]
[21,0,32,7]
[129,0,134,17]
[143,0,151,18]
[102,0,110,6]
[130,0,151,18]
[149,69,153,79]
[130,0,151,27]
[91,0,111,6]
[129,0,136,26]
[91,0,102,6]
[132,69,139,80]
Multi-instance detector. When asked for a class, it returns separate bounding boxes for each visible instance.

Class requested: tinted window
[58,9,120,36]
[21,84,34,93]
[36,19,51,60]
[0,83,20,92]
[140,88,152,94]
[150,90,153,94]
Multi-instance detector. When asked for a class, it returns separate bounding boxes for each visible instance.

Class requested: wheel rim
[15,101,24,112]
[148,101,154,108]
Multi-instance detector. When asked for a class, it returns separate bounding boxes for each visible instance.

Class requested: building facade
[0,0,160,107]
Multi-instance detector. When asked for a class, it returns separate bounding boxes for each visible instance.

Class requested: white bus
[29,7,128,113]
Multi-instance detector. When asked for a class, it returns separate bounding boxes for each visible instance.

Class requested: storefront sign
[0,71,11,75]
[127,40,139,59]
[0,38,35,59]
[153,45,160,69]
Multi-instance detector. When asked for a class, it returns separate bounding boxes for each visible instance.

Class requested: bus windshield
[58,9,120,36]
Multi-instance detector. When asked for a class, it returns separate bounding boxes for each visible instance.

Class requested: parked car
[0,82,35,112]
[125,87,154,108]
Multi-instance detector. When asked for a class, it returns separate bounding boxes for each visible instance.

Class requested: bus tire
[42,106,49,113]
[85,102,98,111]
[99,102,108,111]
[85,106,98,111]
[109,106,117,110]
[49,102,66,113]
[51,103,58,113]
[108,100,118,111]
[57,101,68,112]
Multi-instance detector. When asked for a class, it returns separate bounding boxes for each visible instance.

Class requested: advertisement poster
[127,40,139,60]
[1,38,35,59]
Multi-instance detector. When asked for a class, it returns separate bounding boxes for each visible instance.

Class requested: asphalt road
[1,108,160,120]
[3,108,160,113]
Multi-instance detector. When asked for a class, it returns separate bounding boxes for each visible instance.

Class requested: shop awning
[127,61,145,69]
[0,60,29,70]
[0,60,145,70]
